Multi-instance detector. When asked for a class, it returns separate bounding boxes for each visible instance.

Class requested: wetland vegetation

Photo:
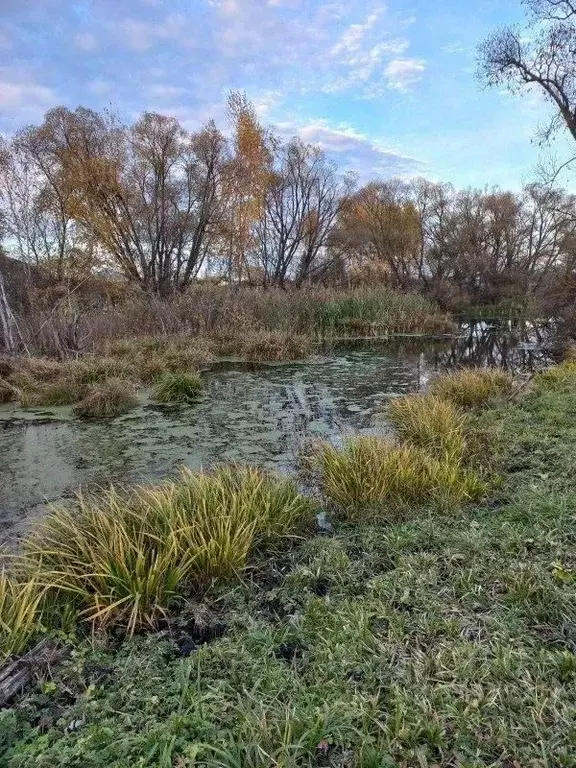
[1,360,576,766]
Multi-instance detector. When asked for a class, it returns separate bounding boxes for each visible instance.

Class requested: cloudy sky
[0,0,572,188]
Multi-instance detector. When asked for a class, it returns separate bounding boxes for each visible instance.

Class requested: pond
[0,321,555,541]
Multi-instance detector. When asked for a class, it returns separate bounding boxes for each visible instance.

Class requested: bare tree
[479,0,576,144]
[256,139,352,287]
[0,125,91,283]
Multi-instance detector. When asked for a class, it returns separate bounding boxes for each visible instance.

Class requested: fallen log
[0,639,69,707]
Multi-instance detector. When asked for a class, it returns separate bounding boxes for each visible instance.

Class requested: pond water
[0,321,555,541]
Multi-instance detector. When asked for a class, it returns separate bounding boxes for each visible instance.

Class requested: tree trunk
[0,269,20,354]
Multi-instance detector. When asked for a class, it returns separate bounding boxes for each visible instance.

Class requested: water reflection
[0,323,554,540]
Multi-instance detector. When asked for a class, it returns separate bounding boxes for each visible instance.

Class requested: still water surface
[0,323,554,540]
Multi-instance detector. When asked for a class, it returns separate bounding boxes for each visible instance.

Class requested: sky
[0,0,573,189]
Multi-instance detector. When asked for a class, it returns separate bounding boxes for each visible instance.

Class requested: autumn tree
[336,181,420,287]
[46,107,227,296]
[0,117,94,284]
[219,92,274,284]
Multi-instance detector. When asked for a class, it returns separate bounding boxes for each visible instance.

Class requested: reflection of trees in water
[431,321,556,372]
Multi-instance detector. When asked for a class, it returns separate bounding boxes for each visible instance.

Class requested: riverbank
[2,364,576,765]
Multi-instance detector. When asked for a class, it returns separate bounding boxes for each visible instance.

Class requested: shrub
[430,368,513,408]
[387,394,467,460]
[0,571,45,660]
[73,378,139,419]
[154,372,203,403]
[316,436,486,521]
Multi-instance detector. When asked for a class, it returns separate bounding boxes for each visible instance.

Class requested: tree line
[1,73,576,308]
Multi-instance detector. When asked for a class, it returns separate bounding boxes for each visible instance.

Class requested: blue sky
[0,0,572,188]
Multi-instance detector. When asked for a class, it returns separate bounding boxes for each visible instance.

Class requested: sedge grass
[73,378,139,419]
[0,571,46,661]
[18,467,315,637]
[387,393,467,461]
[154,372,203,404]
[430,368,513,408]
[317,436,486,521]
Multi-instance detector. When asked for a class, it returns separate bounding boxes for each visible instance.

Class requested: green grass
[154,372,203,403]
[430,367,513,408]
[4,367,576,766]
[316,436,486,520]
[387,393,467,460]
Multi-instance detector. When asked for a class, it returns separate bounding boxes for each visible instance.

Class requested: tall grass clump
[430,368,513,408]
[235,331,313,362]
[0,571,46,661]
[316,437,485,521]
[20,467,314,636]
[387,394,467,460]
[22,492,200,635]
[154,372,203,403]
[73,378,139,419]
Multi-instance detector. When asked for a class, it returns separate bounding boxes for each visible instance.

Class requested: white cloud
[282,119,426,180]
[330,5,385,57]
[74,32,98,51]
[384,58,426,91]
[120,14,189,52]
[88,78,111,95]
[0,80,55,109]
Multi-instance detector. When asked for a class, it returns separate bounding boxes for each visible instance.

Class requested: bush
[154,372,203,403]
[387,394,467,460]
[430,368,513,408]
[73,378,139,419]
[316,436,486,521]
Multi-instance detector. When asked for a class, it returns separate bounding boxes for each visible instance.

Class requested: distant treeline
[1,93,576,311]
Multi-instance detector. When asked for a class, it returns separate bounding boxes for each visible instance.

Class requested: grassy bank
[2,366,575,766]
